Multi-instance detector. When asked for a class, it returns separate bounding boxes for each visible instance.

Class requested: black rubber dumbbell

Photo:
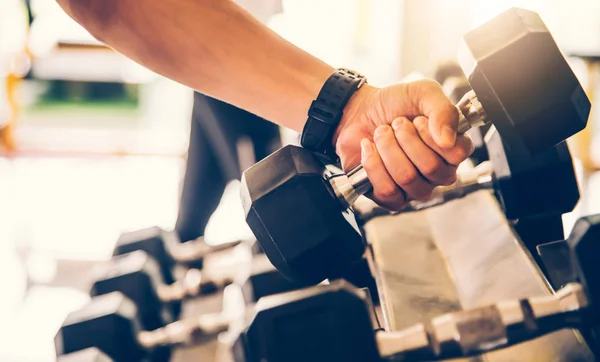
[235,214,600,362]
[114,226,243,286]
[242,130,579,284]
[55,291,229,362]
[90,250,311,331]
[434,61,490,165]
[234,280,588,362]
[241,8,589,285]
[114,226,258,319]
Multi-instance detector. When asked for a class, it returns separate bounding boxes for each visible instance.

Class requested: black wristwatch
[301,68,367,162]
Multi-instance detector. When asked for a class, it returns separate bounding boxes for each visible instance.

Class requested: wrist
[301,68,369,162]
[332,84,378,148]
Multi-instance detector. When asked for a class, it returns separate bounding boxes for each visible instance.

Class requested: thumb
[412,80,459,149]
[429,105,459,149]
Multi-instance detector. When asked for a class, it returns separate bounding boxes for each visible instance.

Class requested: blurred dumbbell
[57,348,113,362]
[235,213,600,361]
[433,61,471,104]
[55,291,231,362]
[434,61,490,165]
[114,226,243,285]
[241,8,589,284]
[115,226,253,318]
[91,249,311,331]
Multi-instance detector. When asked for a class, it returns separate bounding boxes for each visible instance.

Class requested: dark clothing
[175,92,281,242]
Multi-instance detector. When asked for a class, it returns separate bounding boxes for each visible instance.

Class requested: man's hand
[333,79,474,211]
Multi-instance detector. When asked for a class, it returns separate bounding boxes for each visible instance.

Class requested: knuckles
[420,158,444,180]
[440,173,458,186]
[445,138,473,165]
[409,188,434,202]
[377,184,401,198]
[394,167,420,186]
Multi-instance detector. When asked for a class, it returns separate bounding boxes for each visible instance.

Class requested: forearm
[56,0,334,132]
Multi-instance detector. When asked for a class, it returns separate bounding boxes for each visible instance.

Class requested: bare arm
[55,0,472,211]
[56,0,334,132]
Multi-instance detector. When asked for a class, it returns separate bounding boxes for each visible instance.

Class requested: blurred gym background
[0,0,598,360]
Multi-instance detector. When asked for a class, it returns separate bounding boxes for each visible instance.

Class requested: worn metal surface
[362,190,594,361]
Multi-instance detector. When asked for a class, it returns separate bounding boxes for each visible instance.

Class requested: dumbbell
[235,214,600,361]
[55,291,234,362]
[234,279,589,362]
[241,7,589,284]
[434,61,490,165]
[242,107,580,284]
[90,249,311,331]
[114,226,243,286]
[57,348,113,362]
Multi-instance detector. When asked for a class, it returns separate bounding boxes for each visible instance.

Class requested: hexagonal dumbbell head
[234,280,379,362]
[91,250,176,330]
[460,7,590,156]
[114,226,179,285]
[568,215,600,314]
[240,145,365,284]
[57,348,113,362]
[239,254,313,304]
[55,292,162,362]
[486,127,579,220]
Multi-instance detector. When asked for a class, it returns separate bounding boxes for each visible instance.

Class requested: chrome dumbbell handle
[138,312,230,349]
[330,90,488,209]
[157,268,235,302]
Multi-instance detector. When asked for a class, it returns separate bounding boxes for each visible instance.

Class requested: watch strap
[301,68,366,162]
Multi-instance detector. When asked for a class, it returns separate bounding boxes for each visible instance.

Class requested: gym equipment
[114,226,242,285]
[91,250,309,330]
[235,215,600,361]
[241,128,579,283]
[235,279,587,362]
[241,8,588,284]
[57,348,113,362]
[55,291,231,362]
[434,61,489,165]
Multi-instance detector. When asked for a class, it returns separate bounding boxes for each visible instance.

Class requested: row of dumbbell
[230,214,600,362]
[54,227,314,361]
[72,212,600,362]
[55,211,600,362]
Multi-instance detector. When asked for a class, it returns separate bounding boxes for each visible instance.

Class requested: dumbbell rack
[165,254,233,362]
[359,187,593,360]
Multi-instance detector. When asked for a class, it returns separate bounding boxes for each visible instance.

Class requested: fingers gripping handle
[331,91,487,209]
